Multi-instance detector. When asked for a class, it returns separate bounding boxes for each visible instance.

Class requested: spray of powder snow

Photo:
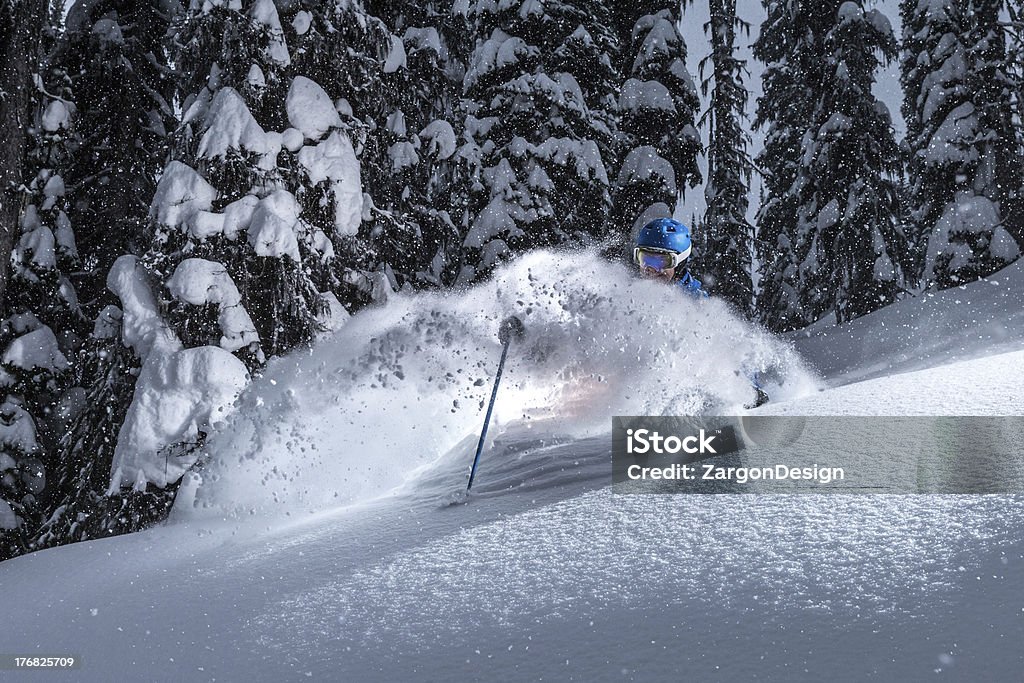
[176,250,817,520]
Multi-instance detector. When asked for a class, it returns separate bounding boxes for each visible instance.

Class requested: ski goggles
[633,247,688,272]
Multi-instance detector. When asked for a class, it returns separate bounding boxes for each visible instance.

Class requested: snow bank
[793,259,1024,383]
[316,291,349,334]
[766,347,1024,416]
[180,249,814,521]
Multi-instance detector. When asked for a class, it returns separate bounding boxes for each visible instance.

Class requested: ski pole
[467,316,525,492]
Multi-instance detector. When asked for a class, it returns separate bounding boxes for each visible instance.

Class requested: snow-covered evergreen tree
[755,1,902,327]
[0,51,84,559]
[901,0,1024,290]
[611,2,702,240]
[753,0,817,331]
[19,0,186,555]
[699,0,754,315]
[150,0,363,361]
[1011,1,1024,130]
[17,0,180,552]
[0,0,51,310]
[31,305,171,551]
[793,1,905,323]
[75,0,368,509]
[60,0,180,309]
[359,2,468,288]
[281,0,415,302]
[458,0,618,282]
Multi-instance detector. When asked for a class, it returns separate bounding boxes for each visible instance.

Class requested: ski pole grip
[498,315,525,345]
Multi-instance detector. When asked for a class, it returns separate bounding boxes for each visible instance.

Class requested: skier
[633,217,769,408]
[633,217,707,297]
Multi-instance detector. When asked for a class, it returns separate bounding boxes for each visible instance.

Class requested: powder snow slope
[792,259,1024,384]
[3,254,1024,682]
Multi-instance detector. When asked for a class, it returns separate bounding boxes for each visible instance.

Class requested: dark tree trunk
[0,0,49,310]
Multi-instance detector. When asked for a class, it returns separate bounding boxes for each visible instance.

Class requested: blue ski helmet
[636,218,692,260]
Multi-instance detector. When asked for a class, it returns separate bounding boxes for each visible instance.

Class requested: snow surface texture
[180,249,813,519]
[3,347,1024,680]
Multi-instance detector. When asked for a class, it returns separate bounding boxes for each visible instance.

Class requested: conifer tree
[699,0,754,315]
[0,42,84,559]
[23,0,185,554]
[0,0,51,309]
[753,0,821,331]
[756,1,906,326]
[60,0,180,310]
[611,2,702,239]
[72,0,366,520]
[32,306,166,550]
[148,0,358,362]
[282,0,408,301]
[458,0,618,282]
[901,0,1023,290]
[360,2,467,288]
[793,1,905,323]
